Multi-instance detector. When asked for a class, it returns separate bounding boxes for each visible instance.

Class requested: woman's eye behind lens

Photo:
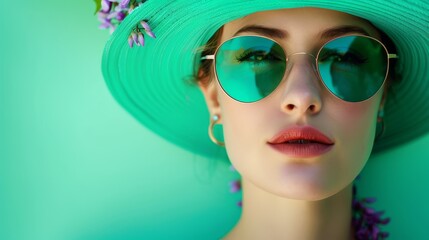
[319,48,368,67]
[235,49,283,65]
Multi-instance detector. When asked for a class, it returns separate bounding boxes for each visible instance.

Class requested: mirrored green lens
[318,36,388,102]
[215,36,286,103]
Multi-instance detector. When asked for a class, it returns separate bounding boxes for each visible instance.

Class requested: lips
[267,126,334,158]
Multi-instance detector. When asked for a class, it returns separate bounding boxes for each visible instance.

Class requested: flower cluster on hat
[127,20,156,47]
[95,0,156,47]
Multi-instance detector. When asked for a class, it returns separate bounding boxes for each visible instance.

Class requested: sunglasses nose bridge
[284,52,318,78]
[286,52,316,61]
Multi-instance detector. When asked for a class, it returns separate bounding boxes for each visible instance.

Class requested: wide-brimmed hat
[101,0,429,158]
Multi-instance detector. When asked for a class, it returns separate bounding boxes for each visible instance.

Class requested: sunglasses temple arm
[201,55,215,60]
[388,53,399,59]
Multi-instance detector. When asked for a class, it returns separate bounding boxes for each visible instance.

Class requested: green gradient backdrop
[1,1,428,240]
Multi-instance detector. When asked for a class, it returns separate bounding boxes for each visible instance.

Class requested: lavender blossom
[97,0,131,34]
[140,20,152,31]
[145,29,156,38]
[96,0,157,47]
[140,21,156,38]
[128,35,134,48]
[131,32,138,45]
[101,0,112,13]
[352,185,390,240]
[116,11,126,21]
[364,197,377,203]
[120,0,131,8]
[137,32,145,46]
[98,12,110,24]
[98,12,114,30]
[229,180,241,193]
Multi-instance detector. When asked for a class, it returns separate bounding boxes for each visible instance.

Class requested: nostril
[285,103,319,113]
[286,104,295,111]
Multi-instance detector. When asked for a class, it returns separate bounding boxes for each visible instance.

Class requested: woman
[98,0,428,239]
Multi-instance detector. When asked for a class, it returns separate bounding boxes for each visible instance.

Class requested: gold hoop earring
[208,114,225,146]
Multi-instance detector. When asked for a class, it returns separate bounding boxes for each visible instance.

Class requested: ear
[198,77,222,121]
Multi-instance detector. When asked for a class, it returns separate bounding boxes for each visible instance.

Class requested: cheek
[219,94,261,160]
[330,100,379,147]
[324,97,381,181]
[217,89,270,175]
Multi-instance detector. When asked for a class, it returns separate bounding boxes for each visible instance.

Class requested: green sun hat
[101,0,429,158]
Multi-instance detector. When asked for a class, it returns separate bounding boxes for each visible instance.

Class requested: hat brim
[102,0,429,158]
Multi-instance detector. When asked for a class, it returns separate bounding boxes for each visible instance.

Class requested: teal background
[1,1,428,239]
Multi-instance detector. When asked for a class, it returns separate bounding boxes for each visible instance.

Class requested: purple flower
[99,22,113,29]
[116,11,126,21]
[98,12,110,23]
[380,217,390,224]
[120,0,130,8]
[97,0,132,34]
[229,180,241,193]
[364,207,375,214]
[140,21,151,31]
[146,30,156,39]
[131,32,138,45]
[128,35,134,47]
[372,226,380,239]
[137,32,145,46]
[98,14,113,30]
[364,197,377,203]
[140,21,156,38]
[352,185,390,240]
[101,0,112,13]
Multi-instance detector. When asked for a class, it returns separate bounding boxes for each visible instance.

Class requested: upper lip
[268,126,334,145]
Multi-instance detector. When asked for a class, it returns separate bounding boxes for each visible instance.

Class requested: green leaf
[94,0,102,15]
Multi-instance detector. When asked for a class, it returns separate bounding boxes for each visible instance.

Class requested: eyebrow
[320,25,370,39]
[233,24,370,39]
[234,25,287,38]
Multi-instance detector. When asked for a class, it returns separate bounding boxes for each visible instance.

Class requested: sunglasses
[201,35,398,103]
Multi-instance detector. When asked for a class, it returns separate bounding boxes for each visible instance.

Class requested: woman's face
[200,8,384,200]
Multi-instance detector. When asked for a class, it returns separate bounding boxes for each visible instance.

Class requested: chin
[280,187,341,201]
[254,173,352,201]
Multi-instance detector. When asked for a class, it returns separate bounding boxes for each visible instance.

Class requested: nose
[280,54,323,115]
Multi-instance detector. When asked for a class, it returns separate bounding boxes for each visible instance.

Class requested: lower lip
[268,143,333,158]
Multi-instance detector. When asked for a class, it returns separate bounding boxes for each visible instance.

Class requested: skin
[199,8,385,240]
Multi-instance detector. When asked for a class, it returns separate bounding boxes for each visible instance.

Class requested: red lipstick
[267,126,334,158]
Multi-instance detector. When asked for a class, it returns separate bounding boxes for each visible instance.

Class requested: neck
[223,180,354,240]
